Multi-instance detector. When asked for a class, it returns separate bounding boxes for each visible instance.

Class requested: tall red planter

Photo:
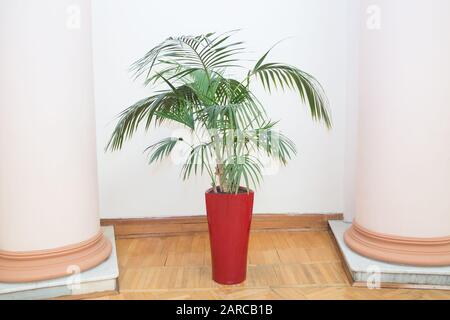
[205,189,254,285]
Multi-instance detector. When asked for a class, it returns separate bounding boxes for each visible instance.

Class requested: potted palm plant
[107,31,331,285]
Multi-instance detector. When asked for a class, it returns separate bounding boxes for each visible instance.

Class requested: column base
[0,231,112,283]
[344,222,450,267]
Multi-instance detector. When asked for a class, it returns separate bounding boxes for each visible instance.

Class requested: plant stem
[216,164,228,193]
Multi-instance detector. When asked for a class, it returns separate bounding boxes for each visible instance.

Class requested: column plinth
[345,223,450,267]
[344,0,450,266]
[0,0,111,283]
[0,232,111,283]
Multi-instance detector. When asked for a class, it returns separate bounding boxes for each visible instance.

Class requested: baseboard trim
[101,213,343,239]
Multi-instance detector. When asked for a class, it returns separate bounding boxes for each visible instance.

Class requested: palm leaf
[145,137,181,164]
[250,61,332,128]
[131,32,245,86]
[223,155,263,194]
[106,85,200,151]
[181,143,215,182]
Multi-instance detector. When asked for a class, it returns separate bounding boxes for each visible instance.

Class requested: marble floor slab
[329,221,450,289]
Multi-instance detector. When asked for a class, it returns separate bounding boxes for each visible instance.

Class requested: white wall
[343,0,361,222]
[92,0,354,218]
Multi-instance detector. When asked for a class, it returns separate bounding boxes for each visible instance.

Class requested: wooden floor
[95,230,450,300]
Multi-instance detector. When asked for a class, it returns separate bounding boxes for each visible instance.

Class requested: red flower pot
[205,188,254,285]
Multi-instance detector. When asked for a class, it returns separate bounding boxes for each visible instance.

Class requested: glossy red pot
[205,188,254,285]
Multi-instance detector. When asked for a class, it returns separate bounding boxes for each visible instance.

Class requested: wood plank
[101,213,343,239]
[91,229,450,300]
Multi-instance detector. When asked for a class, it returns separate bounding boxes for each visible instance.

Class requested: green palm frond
[196,77,267,131]
[106,96,157,152]
[146,137,181,164]
[255,129,297,165]
[250,62,331,128]
[154,109,195,130]
[202,102,263,131]
[108,31,332,194]
[224,155,263,194]
[106,85,200,151]
[131,31,245,85]
[249,45,331,128]
[181,143,215,182]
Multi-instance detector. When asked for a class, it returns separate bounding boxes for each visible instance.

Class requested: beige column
[345,0,450,266]
[0,0,111,282]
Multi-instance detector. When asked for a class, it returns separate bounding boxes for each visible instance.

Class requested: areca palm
[107,31,331,194]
